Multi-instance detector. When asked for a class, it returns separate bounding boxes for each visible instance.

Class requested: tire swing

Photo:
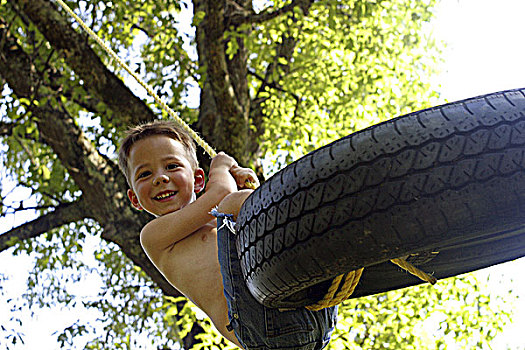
[236,88,525,309]
[56,0,525,312]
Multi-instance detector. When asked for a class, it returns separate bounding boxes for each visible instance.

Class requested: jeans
[215,215,338,350]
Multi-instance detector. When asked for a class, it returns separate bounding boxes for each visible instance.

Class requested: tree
[0,0,515,348]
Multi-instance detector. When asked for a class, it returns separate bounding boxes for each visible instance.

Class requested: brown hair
[118,120,198,186]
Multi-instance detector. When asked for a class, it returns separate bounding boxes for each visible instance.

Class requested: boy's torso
[156,219,240,346]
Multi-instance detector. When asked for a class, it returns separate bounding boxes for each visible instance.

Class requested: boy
[118,120,337,349]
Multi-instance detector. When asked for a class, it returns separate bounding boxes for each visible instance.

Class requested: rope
[390,257,437,284]
[306,268,364,311]
[54,0,217,158]
[306,257,437,311]
[55,0,257,189]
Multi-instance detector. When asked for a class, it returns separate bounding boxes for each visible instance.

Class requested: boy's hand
[231,165,259,189]
[209,152,238,171]
[208,152,259,190]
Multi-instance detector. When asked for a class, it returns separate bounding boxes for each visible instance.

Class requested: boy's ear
[194,168,205,193]
[127,189,143,211]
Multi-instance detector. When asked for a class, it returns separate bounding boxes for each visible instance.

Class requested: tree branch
[11,0,156,128]
[0,14,34,98]
[42,61,104,115]
[0,22,120,220]
[0,199,89,253]
[195,0,251,164]
[2,203,58,214]
[34,102,127,221]
[202,1,245,119]
[248,68,300,101]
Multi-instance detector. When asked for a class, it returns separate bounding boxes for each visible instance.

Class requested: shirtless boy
[118,120,337,349]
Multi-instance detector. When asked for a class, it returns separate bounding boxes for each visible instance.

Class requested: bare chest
[160,224,223,295]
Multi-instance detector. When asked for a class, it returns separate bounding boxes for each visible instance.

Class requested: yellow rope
[307,257,437,311]
[55,0,257,190]
[306,268,364,311]
[390,258,437,285]
[54,0,217,158]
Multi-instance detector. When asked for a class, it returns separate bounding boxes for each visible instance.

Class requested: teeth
[155,192,175,200]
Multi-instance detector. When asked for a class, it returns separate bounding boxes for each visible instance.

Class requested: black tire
[236,88,525,308]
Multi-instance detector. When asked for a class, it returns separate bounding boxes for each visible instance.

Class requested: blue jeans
[215,215,338,350]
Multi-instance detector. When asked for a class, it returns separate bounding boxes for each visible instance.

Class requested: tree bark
[195,0,251,165]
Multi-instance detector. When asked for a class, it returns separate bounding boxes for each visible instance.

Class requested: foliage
[0,0,516,349]
[248,0,441,172]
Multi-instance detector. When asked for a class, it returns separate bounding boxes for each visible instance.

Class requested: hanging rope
[55,0,258,189]
[391,257,438,284]
[54,0,217,158]
[306,256,438,311]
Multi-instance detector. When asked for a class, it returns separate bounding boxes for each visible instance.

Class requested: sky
[1,0,525,349]
[426,1,525,348]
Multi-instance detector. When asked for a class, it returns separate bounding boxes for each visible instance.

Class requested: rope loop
[306,268,364,311]
[307,257,437,311]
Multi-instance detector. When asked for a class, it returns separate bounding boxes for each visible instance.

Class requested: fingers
[242,172,259,189]
[231,165,259,189]
[243,180,258,190]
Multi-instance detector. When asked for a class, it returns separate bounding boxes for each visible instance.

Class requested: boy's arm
[140,153,238,263]
[217,189,254,220]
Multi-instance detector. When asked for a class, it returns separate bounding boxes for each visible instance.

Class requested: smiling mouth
[153,191,177,200]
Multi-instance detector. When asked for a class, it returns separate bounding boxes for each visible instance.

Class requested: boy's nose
[153,174,170,185]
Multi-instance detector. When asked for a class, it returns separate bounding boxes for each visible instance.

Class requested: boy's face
[126,135,204,217]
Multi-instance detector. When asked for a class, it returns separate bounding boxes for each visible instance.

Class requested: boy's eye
[137,171,151,179]
[167,163,179,170]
